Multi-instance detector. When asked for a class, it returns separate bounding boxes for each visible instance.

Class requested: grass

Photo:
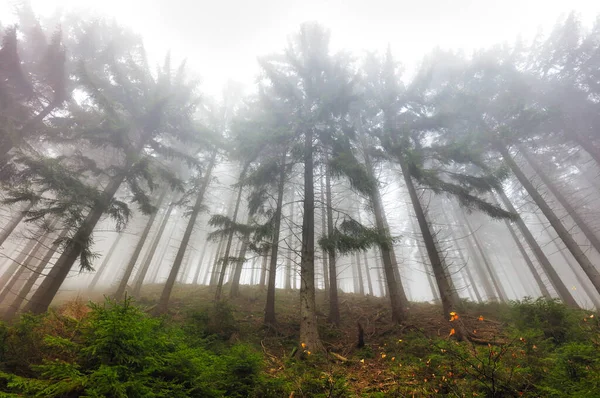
[1,283,598,397]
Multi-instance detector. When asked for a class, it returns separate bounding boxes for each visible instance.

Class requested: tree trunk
[319,173,329,294]
[3,227,70,319]
[461,209,508,302]
[265,153,287,324]
[192,238,210,285]
[495,189,577,305]
[286,190,295,290]
[299,127,322,351]
[373,247,386,297]
[0,224,46,294]
[24,175,126,314]
[259,251,269,289]
[156,151,217,313]
[324,157,340,325]
[356,211,374,296]
[88,232,123,290]
[401,161,462,314]
[114,189,167,300]
[209,236,226,286]
[0,224,54,304]
[215,166,247,301]
[230,235,249,298]
[362,147,407,321]
[132,198,176,296]
[498,144,600,296]
[0,203,33,247]
[408,209,440,302]
[520,146,600,255]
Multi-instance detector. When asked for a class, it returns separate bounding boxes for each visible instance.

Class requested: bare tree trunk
[401,159,469,340]
[356,211,374,296]
[495,189,577,305]
[319,173,329,294]
[88,233,123,290]
[286,190,295,290]
[0,203,33,248]
[0,224,46,293]
[438,201,482,303]
[0,224,55,304]
[192,239,210,285]
[115,189,167,300]
[520,146,600,254]
[3,227,69,319]
[408,210,440,302]
[324,157,340,325]
[498,143,600,296]
[265,153,287,323]
[363,149,407,321]
[215,166,247,301]
[299,128,322,351]
[156,151,217,313]
[209,237,226,286]
[373,247,386,297]
[461,209,508,302]
[132,198,176,296]
[259,251,269,289]
[24,175,126,314]
[230,236,249,298]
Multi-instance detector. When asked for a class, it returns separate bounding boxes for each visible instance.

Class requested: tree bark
[461,209,508,303]
[192,238,210,285]
[156,150,217,313]
[3,227,69,319]
[356,211,374,296]
[324,156,340,325]
[498,144,600,296]
[209,236,226,286]
[264,152,287,324]
[299,127,322,351]
[495,189,577,305]
[131,198,176,295]
[0,224,46,294]
[24,175,126,314]
[362,144,407,321]
[0,203,33,248]
[215,166,247,301]
[114,189,167,300]
[88,232,123,290]
[401,161,461,314]
[286,190,295,290]
[520,146,600,255]
[408,209,440,302]
[230,235,249,298]
[319,172,330,294]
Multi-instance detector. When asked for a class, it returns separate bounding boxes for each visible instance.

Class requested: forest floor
[2,284,598,397]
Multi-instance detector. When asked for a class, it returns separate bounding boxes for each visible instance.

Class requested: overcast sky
[2,0,600,97]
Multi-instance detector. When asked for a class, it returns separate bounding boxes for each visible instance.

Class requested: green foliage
[0,298,264,397]
[319,217,398,254]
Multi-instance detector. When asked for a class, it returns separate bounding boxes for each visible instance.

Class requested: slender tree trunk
[362,149,407,321]
[498,144,600,295]
[0,225,55,304]
[495,189,577,305]
[286,190,295,290]
[324,157,340,325]
[230,235,249,298]
[156,151,217,313]
[355,253,365,295]
[520,147,600,254]
[149,218,178,284]
[114,189,167,300]
[356,211,374,296]
[408,210,440,302]
[209,237,226,286]
[299,128,322,351]
[460,209,508,303]
[24,175,126,314]
[0,224,46,293]
[504,217,552,299]
[319,173,329,294]
[259,251,268,289]
[265,153,287,323]
[215,166,247,301]
[192,238,210,285]
[401,160,463,318]
[438,201,482,303]
[88,233,123,290]
[373,247,386,297]
[0,203,33,248]
[4,227,70,319]
[132,199,176,295]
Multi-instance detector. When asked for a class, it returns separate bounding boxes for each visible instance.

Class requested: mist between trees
[1,3,600,351]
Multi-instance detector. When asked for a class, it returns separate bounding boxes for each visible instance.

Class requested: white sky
[2,0,600,97]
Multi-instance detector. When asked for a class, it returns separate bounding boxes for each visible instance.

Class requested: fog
[1,1,600,386]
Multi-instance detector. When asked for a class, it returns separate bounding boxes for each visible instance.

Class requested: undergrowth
[0,291,598,397]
